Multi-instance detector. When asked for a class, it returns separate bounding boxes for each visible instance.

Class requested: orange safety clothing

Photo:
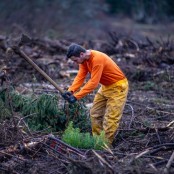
[68,50,126,99]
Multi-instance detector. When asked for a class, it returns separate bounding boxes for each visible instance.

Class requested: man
[62,43,129,145]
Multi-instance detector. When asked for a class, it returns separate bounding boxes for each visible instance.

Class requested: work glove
[61,91,73,100]
[67,95,77,104]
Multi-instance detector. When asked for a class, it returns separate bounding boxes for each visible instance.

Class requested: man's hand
[61,91,72,100]
[61,91,77,104]
[67,95,77,104]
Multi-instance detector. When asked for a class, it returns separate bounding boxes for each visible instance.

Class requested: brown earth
[0,20,174,173]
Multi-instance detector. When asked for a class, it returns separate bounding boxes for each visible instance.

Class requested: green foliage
[93,131,108,150]
[143,81,156,90]
[66,101,91,132]
[62,121,109,150]
[0,98,11,120]
[0,89,90,132]
[142,120,151,128]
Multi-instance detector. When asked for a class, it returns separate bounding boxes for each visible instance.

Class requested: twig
[117,126,172,134]
[20,119,32,135]
[135,143,174,159]
[135,149,150,159]
[150,143,174,153]
[126,38,140,51]
[17,113,37,126]
[153,159,168,167]
[164,151,174,173]
[92,150,114,172]
[167,120,174,127]
[148,163,158,172]
[46,149,70,164]
[0,151,25,161]
[155,128,162,144]
[146,106,174,116]
[126,103,135,129]
[127,101,174,115]
[16,113,37,135]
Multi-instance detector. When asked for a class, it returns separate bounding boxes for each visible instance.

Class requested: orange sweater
[68,50,126,99]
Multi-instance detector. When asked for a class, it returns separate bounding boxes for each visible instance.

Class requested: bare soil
[0,21,174,173]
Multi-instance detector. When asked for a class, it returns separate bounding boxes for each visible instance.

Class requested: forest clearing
[0,1,174,174]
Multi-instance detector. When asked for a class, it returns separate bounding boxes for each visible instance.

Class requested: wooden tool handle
[15,48,64,93]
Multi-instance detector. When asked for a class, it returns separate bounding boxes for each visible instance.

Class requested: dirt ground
[0,20,174,173]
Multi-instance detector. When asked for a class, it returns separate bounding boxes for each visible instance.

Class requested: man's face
[70,53,86,64]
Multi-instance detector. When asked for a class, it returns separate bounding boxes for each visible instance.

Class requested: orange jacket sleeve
[73,64,103,99]
[68,64,88,93]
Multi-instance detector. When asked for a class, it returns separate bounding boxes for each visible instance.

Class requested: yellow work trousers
[90,78,129,144]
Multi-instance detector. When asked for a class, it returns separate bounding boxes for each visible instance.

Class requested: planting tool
[7,34,64,94]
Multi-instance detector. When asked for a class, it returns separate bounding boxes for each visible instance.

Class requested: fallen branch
[0,151,26,161]
[118,122,174,133]
[135,143,174,159]
[92,150,114,172]
[0,137,43,159]
[164,151,174,173]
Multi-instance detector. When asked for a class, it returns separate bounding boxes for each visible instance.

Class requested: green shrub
[0,89,90,132]
[93,131,108,150]
[0,98,11,120]
[62,121,109,150]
